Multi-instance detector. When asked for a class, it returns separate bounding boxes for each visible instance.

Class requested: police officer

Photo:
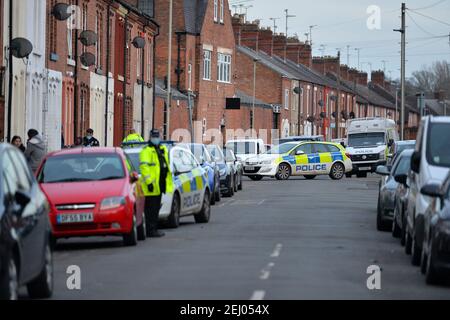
[139,129,173,237]
[123,128,144,146]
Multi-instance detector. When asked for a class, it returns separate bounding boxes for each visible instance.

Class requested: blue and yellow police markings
[281,151,346,174]
[172,168,208,210]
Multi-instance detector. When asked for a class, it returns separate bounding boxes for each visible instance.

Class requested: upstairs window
[220,0,224,23]
[214,0,218,22]
[217,53,231,83]
[203,50,212,80]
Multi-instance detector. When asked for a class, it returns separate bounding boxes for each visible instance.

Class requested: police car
[123,143,211,228]
[243,141,352,180]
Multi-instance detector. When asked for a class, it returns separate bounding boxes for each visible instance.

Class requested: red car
[36,147,146,246]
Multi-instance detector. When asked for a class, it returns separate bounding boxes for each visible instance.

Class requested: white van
[225,139,266,163]
[346,117,398,178]
[405,116,450,266]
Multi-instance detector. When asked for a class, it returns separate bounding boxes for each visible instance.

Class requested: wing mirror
[376,165,390,176]
[295,150,305,156]
[421,183,443,198]
[411,151,421,173]
[14,190,31,215]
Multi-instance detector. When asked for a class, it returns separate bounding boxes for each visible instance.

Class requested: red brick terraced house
[46,0,158,147]
[154,0,237,145]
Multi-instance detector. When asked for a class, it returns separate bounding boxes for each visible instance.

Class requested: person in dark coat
[24,129,46,173]
[83,128,100,147]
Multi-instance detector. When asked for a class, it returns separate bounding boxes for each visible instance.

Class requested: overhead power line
[407,8,450,27]
[409,0,449,11]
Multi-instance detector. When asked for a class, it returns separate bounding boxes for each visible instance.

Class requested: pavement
[40,175,450,300]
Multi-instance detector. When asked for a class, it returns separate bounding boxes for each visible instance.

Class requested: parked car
[179,143,221,205]
[37,147,146,247]
[405,116,450,266]
[391,150,414,245]
[223,147,243,192]
[124,145,212,228]
[225,139,266,163]
[0,144,53,300]
[388,140,416,166]
[207,145,235,197]
[244,141,352,181]
[375,149,413,232]
[420,173,450,284]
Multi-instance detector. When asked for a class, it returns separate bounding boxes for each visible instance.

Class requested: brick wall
[153,96,189,139]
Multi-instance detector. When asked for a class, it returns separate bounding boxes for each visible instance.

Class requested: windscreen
[225,142,256,155]
[207,145,225,161]
[427,123,450,168]
[348,132,385,147]
[393,154,412,176]
[39,154,125,183]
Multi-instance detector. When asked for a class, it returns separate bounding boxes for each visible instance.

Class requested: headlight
[219,168,227,176]
[379,151,386,160]
[260,160,273,165]
[100,197,126,211]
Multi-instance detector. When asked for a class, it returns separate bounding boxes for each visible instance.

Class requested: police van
[346,117,398,178]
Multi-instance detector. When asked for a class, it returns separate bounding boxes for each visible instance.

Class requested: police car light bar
[121,141,176,148]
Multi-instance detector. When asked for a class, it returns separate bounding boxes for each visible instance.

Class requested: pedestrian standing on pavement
[83,128,100,147]
[24,129,46,173]
[123,128,144,146]
[11,135,26,153]
[139,129,174,238]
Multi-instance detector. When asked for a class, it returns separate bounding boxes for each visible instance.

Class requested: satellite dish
[52,3,72,21]
[318,100,324,107]
[10,38,33,59]
[80,52,96,67]
[132,36,145,49]
[79,30,98,47]
[293,87,302,95]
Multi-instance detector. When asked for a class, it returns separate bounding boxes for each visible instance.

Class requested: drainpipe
[122,14,128,142]
[104,3,111,146]
[175,32,183,91]
[6,0,13,142]
[140,24,146,138]
[73,0,80,141]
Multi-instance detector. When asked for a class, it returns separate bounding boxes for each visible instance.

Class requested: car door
[312,143,331,174]
[171,149,190,214]
[291,143,313,176]
[184,150,204,213]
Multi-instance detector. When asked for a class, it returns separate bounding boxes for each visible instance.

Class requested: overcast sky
[231,0,450,80]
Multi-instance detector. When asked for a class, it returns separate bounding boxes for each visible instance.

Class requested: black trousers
[144,195,162,232]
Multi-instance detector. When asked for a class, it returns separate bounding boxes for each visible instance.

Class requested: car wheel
[425,239,442,285]
[195,190,211,223]
[356,172,367,178]
[234,174,238,192]
[329,163,345,180]
[238,173,243,190]
[225,176,234,197]
[137,211,147,241]
[123,213,138,246]
[411,235,422,266]
[392,211,402,238]
[210,186,216,206]
[249,175,263,181]
[275,163,291,180]
[304,175,317,180]
[166,193,181,229]
[0,254,19,300]
[376,197,391,232]
[405,227,413,255]
[400,211,407,246]
[420,241,428,275]
[215,183,221,202]
[27,241,53,299]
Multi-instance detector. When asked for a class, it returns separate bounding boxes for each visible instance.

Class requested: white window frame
[217,53,231,83]
[137,47,141,78]
[220,0,224,23]
[203,50,212,80]
[284,89,290,110]
[214,0,218,22]
[67,23,74,61]
[188,63,192,90]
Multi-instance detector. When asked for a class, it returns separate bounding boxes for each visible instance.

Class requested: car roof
[430,116,450,124]
[47,147,124,158]
[396,140,415,144]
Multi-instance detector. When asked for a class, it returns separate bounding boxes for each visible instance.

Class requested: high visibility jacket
[123,133,144,144]
[139,144,174,196]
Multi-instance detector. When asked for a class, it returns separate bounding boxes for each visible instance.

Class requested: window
[147,38,152,82]
[96,11,103,69]
[326,145,341,153]
[2,152,19,196]
[313,143,329,154]
[188,63,192,90]
[284,89,289,110]
[49,0,57,54]
[82,3,88,54]
[203,50,212,80]
[427,123,450,168]
[217,53,231,83]
[8,150,32,191]
[214,0,218,22]
[293,144,312,155]
[220,0,224,23]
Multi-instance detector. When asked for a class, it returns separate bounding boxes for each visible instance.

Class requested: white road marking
[260,262,275,280]
[270,243,283,258]
[250,290,266,300]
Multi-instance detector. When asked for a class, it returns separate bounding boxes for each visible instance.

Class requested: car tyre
[166,193,181,229]
[195,190,211,223]
[376,197,391,231]
[304,175,316,180]
[238,173,243,190]
[225,176,234,197]
[137,211,147,241]
[411,235,422,266]
[234,174,238,192]
[392,213,402,239]
[425,239,442,285]
[0,254,19,300]
[27,241,53,299]
[275,163,291,180]
[400,212,407,246]
[123,213,138,246]
[405,227,413,255]
[329,162,345,180]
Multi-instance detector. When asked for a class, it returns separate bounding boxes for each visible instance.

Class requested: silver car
[376,151,414,231]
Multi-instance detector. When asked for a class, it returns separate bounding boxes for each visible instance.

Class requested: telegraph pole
[346,45,350,65]
[269,17,280,33]
[354,48,361,69]
[394,3,406,140]
[165,0,173,140]
[284,9,296,60]
[309,25,317,48]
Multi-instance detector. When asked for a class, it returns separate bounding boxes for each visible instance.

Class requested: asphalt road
[38,175,450,300]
